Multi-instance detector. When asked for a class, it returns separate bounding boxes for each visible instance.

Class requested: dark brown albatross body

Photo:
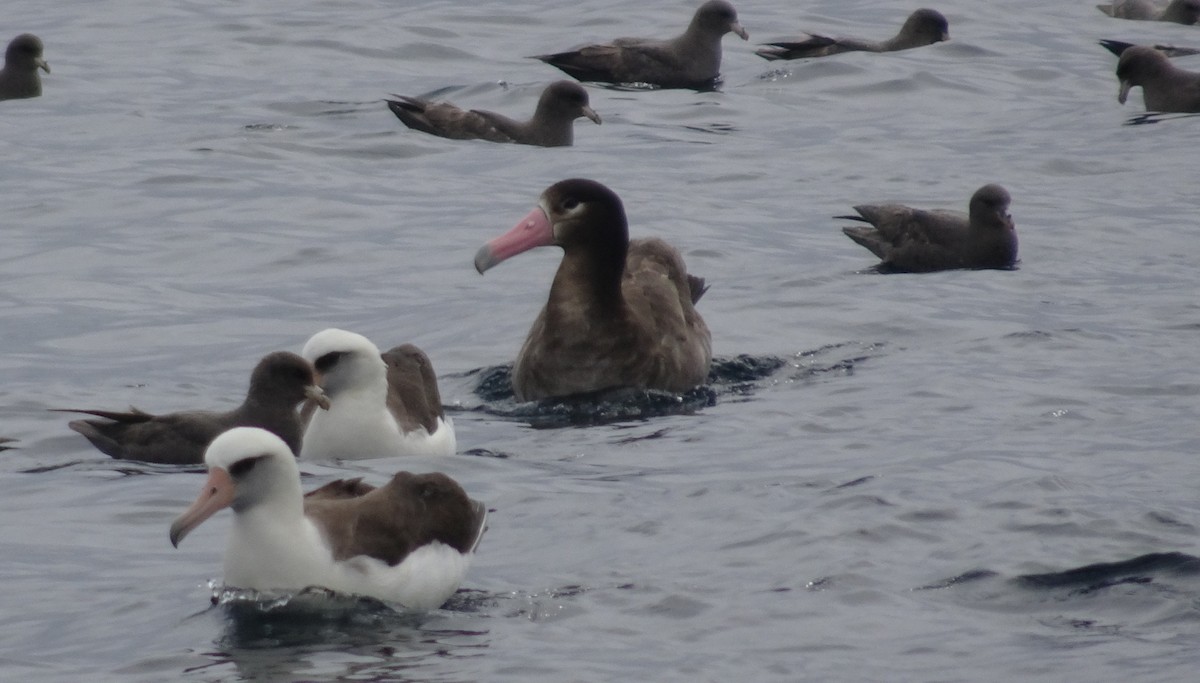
[1097,0,1200,24]
[1115,45,1200,112]
[61,351,327,464]
[756,8,948,61]
[0,34,50,101]
[303,471,486,567]
[386,81,600,147]
[840,184,1017,273]
[531,0,748,89]
[475,179,712,402]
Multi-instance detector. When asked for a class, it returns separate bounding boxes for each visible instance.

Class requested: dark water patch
[830,475,875,490]
[682,122,738,135]
[1146,512,1196,532]
[215,589,424,650]
[448,348,874,426]
[917,569,1000,591]
[242,123,297,132]
[1124,112,1200,126]
[1014,552,1200,594]
[451,354,787,427]
[861,262,1020,275]
[593,78,723,93]
[18,458,205,476]
[493,583,625,622]
[789,342,880,384]
[462,447,511,459]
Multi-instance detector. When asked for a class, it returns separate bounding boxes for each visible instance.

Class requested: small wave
[1014,552,1200,594]
[211,585,432,649]
[453,354,786,427]
[449,345,878,427]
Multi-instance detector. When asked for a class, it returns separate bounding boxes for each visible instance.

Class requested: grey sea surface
[3,0,1200,681]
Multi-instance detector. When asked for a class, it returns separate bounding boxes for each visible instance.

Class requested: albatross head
[169,427,301,548]
[474,178,629,274]
[301,328,388,400]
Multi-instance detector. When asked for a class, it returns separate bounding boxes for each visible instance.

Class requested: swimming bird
[386,81,601,147]
[531,0,748,89]
[839,184,1017,272]
[0,34,49,101]
[299,329,455,460]
[1115,45,1200,111]
[60,352,328,465]
[1097,0,1200,24]
[474,178,712,402]
[1100,38,1200,58]
[169,427,487,610]
[756,8,948,61]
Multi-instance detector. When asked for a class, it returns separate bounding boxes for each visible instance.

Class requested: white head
[169,427,301,548]
[301,328,388,399]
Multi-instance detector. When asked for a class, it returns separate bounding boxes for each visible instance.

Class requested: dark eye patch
[314,351,348,374]
[228,454,268,478]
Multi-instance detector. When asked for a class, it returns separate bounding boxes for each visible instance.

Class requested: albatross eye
[314,351,347,374]
[562,198,580,211]
[228,454,267,478]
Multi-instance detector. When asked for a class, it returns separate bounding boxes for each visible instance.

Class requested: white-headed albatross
[299,329,455,460]
[169,427,486,610]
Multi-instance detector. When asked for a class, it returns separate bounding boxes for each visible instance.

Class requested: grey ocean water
[3,0,1200,680]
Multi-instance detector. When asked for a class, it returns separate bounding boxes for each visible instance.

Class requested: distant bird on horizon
[839,184,1018,273]
[60,352,328,465]
[531,0,748,90]
[1114,45,1200,111]
[474,178,712,402]
[0,34,49,101]
[387,81,600,147]
[1097,0,1200,24]
[756,8,948,61]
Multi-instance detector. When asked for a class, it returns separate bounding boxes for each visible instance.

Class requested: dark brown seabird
[839,184,1018,273]
[0,34,49,101]
[1097,0,1200,24]
[169,427,487,610]
[60,351,328,465]
[756,8,949,61]
[382,344,447,437]
[386,81,600,147]
[1116,45,1200,112]
[474,178,712,402]
[531,0,748,89]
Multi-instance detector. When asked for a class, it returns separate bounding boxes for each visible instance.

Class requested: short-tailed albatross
[169,427,486,610]
[474,178,712,402]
